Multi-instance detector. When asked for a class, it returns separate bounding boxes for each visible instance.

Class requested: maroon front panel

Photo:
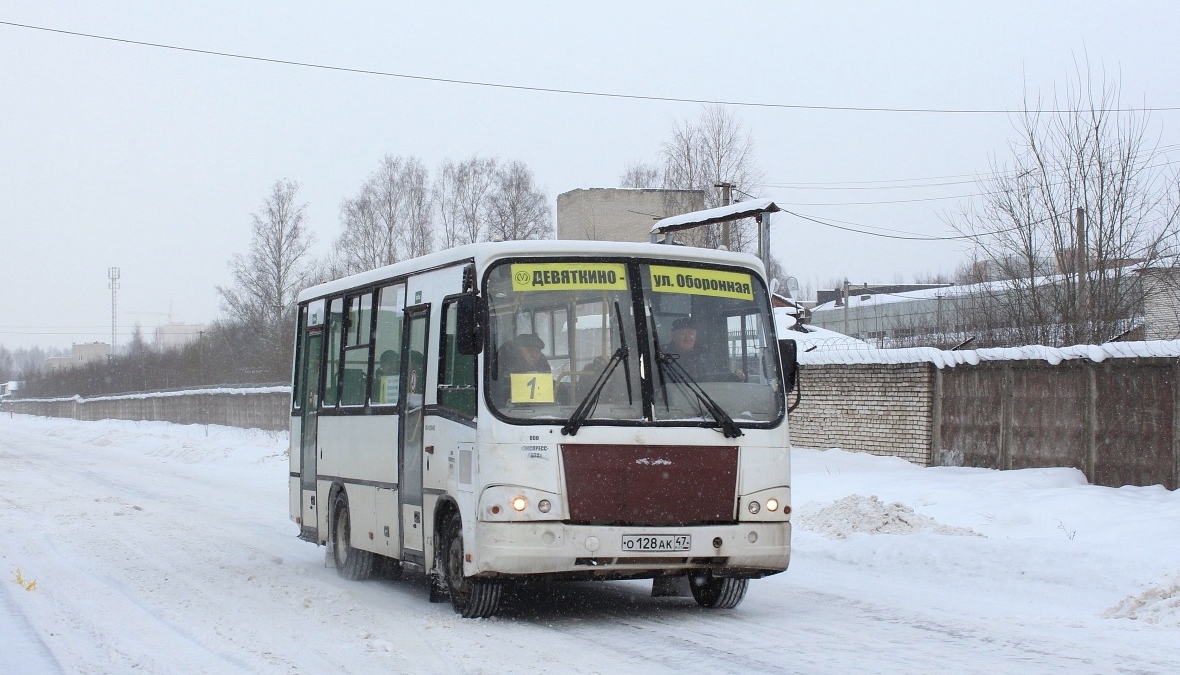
[561,444,738,526]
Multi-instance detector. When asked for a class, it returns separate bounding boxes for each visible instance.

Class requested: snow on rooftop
[650,198,779,234]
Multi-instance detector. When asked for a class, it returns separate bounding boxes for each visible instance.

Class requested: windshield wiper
[657,351,743,438]
[561,302,633,436]
[646,303,742,439]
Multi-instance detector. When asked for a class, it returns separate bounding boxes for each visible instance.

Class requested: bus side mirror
[778,338,798,393]
[456,294,484,356]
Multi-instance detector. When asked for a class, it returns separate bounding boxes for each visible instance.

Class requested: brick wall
[789,363,934,465]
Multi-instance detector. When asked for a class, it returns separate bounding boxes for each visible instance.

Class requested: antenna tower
[108,267,121,355]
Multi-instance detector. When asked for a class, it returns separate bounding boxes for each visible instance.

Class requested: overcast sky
[3,1,1178,350]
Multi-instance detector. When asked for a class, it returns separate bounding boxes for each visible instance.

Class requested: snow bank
[1105,574,1180,626]
[798,339,1180,368]
[796,494,982,539]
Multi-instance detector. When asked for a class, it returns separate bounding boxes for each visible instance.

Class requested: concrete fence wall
[3,387,291,432]
[790,358,1180,489]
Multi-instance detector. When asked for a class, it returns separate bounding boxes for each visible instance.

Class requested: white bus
[289,240,797,617]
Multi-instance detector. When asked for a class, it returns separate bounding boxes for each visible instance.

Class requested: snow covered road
[1,415,1177,674]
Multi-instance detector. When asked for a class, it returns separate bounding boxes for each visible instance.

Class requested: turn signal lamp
[511,497,528,512]
[747,501,760,514]
[538,499,552,513]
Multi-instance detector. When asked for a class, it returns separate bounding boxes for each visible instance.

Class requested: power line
[782,210,982,241]
[763,145,1180,192]
[5,19,1180,116]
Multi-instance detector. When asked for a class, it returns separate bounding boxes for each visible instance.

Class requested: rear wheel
[443,514,501,618]
[332,492,374,580]
[690,573,748,609]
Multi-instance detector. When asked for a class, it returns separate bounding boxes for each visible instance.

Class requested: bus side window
[340,292,373,406]
[370,283,406,406]
[438,300,477,419]
[322,297,344,408]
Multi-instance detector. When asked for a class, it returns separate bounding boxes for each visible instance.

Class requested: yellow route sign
[649,265,754,300]
[511,263,627,292]
[510,373,555,403]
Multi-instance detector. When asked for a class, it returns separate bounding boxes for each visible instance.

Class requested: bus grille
[560,444,738,526]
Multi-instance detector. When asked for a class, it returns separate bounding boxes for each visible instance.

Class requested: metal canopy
[650,198,781,235]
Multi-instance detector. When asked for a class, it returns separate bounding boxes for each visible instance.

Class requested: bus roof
[297,240,767,302]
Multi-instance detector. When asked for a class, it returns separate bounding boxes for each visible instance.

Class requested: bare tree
[401,157,434,258]
[218,179,315,330]
[953,66,1180,345]
[659,105,764,250]
[333,155,436,273]
[619,161,661,189]
[435,156,499,248]
[486,160,553,241]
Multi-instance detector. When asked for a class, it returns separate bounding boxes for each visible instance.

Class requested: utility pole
[715,181,734,250]
[108,267,121,358]
[843,279,851,336]
[1075,207,1088,342]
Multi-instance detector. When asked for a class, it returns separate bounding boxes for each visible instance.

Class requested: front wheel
[332,492,375,580]
[443,514,501,618]
[690,573,748,609]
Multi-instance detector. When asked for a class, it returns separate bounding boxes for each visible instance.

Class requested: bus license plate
[621,534,691,552]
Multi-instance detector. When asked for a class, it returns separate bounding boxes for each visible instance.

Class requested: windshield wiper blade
[561,345,626,436]
[561,302,633,437]
[657,351,743,439]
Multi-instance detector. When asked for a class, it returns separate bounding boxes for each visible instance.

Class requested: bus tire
[443,514,501,618]
[690,573,748,609]
[332,492,374,580]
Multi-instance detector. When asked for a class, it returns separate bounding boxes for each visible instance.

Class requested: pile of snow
[796,494,981,539]
[1105,574,1180,626]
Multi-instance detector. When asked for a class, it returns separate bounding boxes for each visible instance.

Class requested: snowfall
[1,415,1178,674]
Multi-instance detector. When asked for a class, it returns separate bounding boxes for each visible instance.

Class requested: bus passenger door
[299,330,323,533]
[399,307,430,560]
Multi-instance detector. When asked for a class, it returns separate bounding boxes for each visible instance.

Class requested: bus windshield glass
[641,262,783,425]
[485,258,783,428]
[486,260,642,424]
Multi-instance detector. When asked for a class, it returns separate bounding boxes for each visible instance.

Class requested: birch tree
[218,179,315,330]
[333,154,436,273]
[435,156,499,248]
[486,160,553,241]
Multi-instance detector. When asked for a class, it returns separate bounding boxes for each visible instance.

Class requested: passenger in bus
[375,350,399,378]
[492,334,551,405]
[502,334,551,375]
[663,317,708,376]
[663,317,744,382]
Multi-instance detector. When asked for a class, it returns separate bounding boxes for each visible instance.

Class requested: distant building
[0,380,18,399]
[154,322,206,351]
[556,188,705,243]
[45,342,112,371]
[1140,267,1180,340]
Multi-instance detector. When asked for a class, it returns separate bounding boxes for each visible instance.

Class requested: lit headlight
[766,498,779,512]
[511,497,528,512]
[747,501,761,514]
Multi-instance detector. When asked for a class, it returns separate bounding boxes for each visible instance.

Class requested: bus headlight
[748,501,760,514]
[766,498,779,512]
[479,486,564,522]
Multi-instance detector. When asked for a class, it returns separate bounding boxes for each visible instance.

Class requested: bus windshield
[486,261,642,424]
[640,262,783,425]
[484,258,783,428]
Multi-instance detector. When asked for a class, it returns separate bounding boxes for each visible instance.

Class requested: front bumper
[471,520,791,579]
